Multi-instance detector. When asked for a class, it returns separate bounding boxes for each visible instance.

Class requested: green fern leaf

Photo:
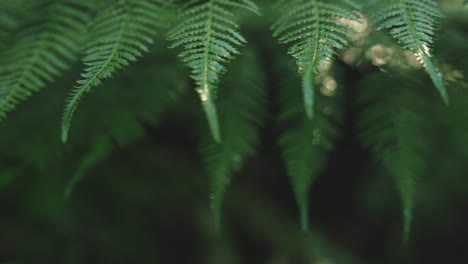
[0,1,90,122]
[357,73,431,242]
[0,50,186,180]
[278,64,343,231]
[371,0,449,104]
[61,58,188,195]
[61,0,169,143]
[272,0,359,118]
[199,51,267,230]
[167,0,259,143]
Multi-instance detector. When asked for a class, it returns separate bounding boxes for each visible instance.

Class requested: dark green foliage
[63,136,112,199]
[0,3,21,48]
[356,72,433,241]
[0,47,186,190]
[0,1,467,262]
[0,0,90,121]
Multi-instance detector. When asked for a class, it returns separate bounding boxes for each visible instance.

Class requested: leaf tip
[300,211,309,232]
[211,195,223,233]
[61,127,69,144]
[402,205,413,243]
[442,92,450,105]
[201,98,222,143]
[299,199,309,232]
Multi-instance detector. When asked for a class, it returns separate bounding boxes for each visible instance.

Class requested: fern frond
[0,51,187,177]
[272,0,359,118]
[371,0,448,104]
[278,64,343,231]
[199,51,267,230]
[67,53,189,147]
[0,1,90,122]
[61,0,170,143]
[356,73,431,242]
[167,0,259,142]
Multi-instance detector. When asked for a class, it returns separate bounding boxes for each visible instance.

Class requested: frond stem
[303,0,320,119]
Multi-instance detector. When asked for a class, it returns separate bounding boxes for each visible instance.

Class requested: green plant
[0,0,467,262]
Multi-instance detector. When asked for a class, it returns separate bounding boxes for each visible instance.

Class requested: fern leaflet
[371,0,448,104]
[278,63,343,231]
[272,0,359,118]
[357,73,431,242]
[0,1,90,121]
[167,0,259,143]
[61,0,169,143]
[0,52,187,182]
[199,51,267,230]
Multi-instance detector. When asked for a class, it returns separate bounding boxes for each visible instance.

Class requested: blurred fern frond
[0,50,186,178]
[0,0,90,121]
[0,3,22,48]
[0,1,467,258]
[64,136,113,200]
[199,50,267,230]
[278,62,344,231]
[356,72,433,241]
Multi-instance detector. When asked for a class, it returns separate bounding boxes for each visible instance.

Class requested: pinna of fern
[277,58,344,231]
[272,0,360,119]
[61,0,170,142]
[0,49,188,198]
[356,72,433,242]
[369,0,449,104]
[61,56,189,199]
[199,50,267,230]
[0,0,90,122]
[0,0,464,240]
[167,0,259,143]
